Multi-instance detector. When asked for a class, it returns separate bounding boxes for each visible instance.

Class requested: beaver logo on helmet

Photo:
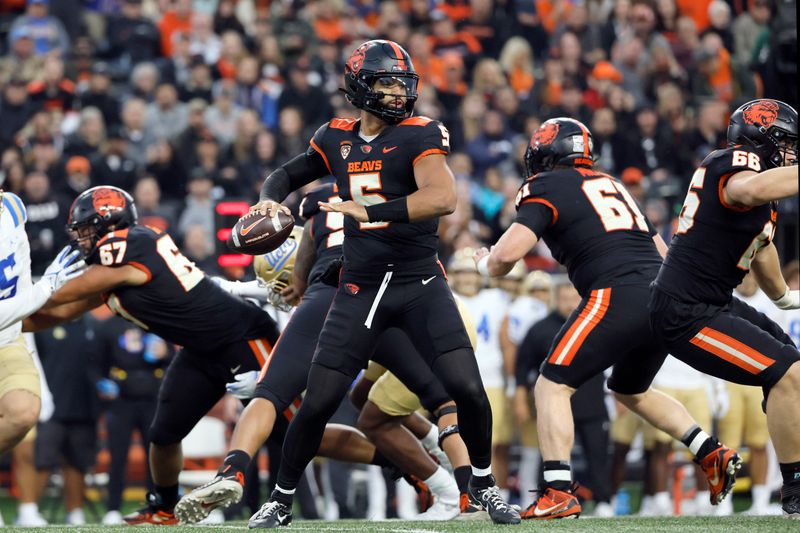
[742,100,779,128]
[532,121,560,147]
[346,44,368,76]
[92,187,127,218]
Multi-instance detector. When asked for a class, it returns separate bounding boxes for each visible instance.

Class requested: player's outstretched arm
[23,296,104,332]
[475,223,539,277]
[252,150,329,217]
[46,264,147,307]
[752,242,800,309]
[724,165,799,207]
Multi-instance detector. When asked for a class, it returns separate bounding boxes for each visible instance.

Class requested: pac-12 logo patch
[345,283,360,295]
[340,142,352,160]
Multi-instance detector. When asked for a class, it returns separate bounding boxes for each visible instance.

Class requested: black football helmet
[727,99,797,168]
[343,40,419,124]
[66,185,138,254]
[524,118,595,177]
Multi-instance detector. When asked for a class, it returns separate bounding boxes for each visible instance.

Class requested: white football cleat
[415,500,460,521]
[175,474,243,524]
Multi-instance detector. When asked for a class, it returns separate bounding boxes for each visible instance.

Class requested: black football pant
[105,399,157,511]
[275,263,491,493]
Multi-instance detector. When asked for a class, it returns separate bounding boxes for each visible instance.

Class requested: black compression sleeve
[259,149,329,202]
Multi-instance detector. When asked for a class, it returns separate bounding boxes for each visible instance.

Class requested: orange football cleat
[521,487,581,520]
[696,443,742,504]
[123,507,178,526]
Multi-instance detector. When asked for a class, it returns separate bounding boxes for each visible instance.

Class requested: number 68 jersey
[514,167,661,297]
[655,145,777,306]
[89,225,275,351]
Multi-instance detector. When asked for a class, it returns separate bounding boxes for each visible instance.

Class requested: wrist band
[477,256,490,277]
[365,198,409,223]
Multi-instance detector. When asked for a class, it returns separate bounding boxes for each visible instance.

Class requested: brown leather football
[227,210,295,255]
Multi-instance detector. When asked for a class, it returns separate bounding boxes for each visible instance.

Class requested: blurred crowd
[0,0,797,277]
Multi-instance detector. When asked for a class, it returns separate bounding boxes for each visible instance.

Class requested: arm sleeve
[260,124,331,202]
[0,281,52,330]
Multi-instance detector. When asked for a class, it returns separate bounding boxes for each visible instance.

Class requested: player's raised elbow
[434,186,457,215]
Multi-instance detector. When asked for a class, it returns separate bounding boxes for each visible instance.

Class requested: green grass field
[0,516,796,532]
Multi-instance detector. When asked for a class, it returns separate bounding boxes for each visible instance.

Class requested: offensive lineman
[649,99,800,518]
[475,117,740,519]
[249,40,518,527]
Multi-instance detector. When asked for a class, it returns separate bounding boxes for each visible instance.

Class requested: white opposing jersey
[458,288,510,389]
[0,192,31,346]
[653,354,710,390]
[506,295,549,345]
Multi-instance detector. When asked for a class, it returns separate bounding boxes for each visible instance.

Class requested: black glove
[320,257,343,287]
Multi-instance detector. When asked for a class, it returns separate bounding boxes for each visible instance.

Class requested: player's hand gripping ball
[227,210,295,255]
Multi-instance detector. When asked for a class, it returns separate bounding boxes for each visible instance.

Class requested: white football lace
[480,486,509,511]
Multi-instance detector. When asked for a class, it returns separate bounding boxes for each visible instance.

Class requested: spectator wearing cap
[62,155,92,196]
[6,0,70,57]
[104,0,161,71]
[27,56,75,114]
[621,166,646,202]
[63,106,106,159]
[90,125,138,192]
[584,60,625,111]
[0,26,44,84]
[0,78,34,150]
[177,167,216,240]
[78,62,120,127]
[158,0,193,58]
[144,83,188,142]
[276,59,333,130]
[21,170,70,275]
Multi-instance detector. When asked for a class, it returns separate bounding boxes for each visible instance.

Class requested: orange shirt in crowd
[314,17,345,43]
[535,0,573,35]
[708,47,734,102]
[508,67,535,95]
[676,0,712,31]
[158,10,192,57]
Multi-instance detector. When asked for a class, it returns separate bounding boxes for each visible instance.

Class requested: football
[227,210,295,255]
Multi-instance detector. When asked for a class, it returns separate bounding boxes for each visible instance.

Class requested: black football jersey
[655,145,777,305]
[514,167,661,297]
[298,182,344,284]
[308,116,450,270]
[89,225,276,351]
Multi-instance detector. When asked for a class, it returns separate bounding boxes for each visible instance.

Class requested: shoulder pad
[398,116,435,127]
[328,118,358,131]
[1,192,27,227]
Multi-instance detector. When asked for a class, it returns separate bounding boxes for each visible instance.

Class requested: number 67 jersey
[655,145,777,306]
[514,166,661,297]
[89,225,275,352]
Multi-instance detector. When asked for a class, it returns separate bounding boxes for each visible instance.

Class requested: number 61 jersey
[655,145,777,306]
[89,225,275,351]
[308,116,449,271]
[514,166,662,297]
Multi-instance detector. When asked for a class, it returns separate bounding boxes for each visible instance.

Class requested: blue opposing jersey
[655,146,777,305]
[298,183,344,284]
[514,167,661,297]
[308,116,450,271]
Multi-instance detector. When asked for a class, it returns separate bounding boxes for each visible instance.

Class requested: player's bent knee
[613,390,646,408]
[773,361,800,395]
[0,390,40,436]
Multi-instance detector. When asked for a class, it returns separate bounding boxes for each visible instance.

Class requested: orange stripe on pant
[548,288,611,366]
[248,338,272,371]
[689,327,774,375]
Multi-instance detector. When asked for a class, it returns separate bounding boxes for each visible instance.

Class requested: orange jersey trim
[399,116,433,127]
[248,338,272,367]
[520,198,559,225]
[310,139,333,174]
[689,327,774,375]
[718,172,752,212]
[329,118,357,131]
[548,288,610,366]
[413,148,447,165]
[128,261,152,282]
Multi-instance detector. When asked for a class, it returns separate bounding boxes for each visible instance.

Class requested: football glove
[212,277,272,301]
[40,246,86,294]
[226,370,259,400]
[772,287,800,310]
